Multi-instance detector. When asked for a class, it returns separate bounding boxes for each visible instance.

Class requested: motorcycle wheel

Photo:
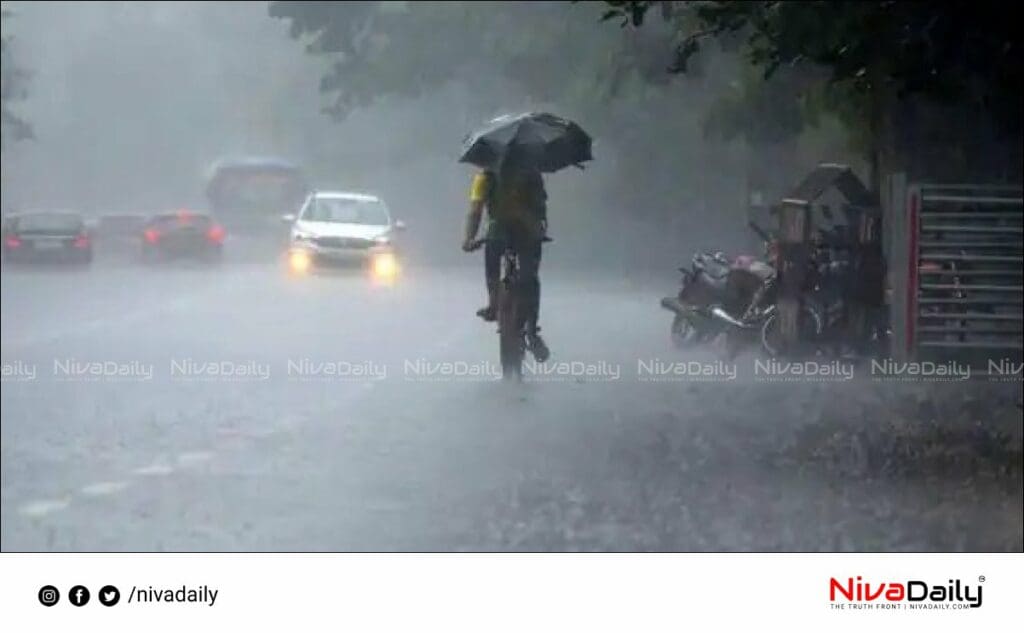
[670,314,700,348]
[760,304,823,357]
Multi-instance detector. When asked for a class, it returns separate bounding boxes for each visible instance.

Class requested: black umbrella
[459,112,593,173]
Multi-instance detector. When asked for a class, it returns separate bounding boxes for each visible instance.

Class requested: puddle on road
[80,481,130,497]
[18,498,71,517]
[133,463,175,476]
[176,451,215,466]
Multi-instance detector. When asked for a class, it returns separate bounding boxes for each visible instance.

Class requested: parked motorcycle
[659,249,736,348]
[660,222,808,357]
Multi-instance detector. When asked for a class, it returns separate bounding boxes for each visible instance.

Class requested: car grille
[312,236,374,249]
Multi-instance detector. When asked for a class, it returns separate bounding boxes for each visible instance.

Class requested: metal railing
[886,175,1023,361]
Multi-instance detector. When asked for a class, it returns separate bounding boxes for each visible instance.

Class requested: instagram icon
[38,585,60,607]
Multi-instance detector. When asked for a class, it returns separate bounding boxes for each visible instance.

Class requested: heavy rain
[1,1,1021,552]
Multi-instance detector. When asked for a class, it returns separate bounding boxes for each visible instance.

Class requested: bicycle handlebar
[465,235,553,252]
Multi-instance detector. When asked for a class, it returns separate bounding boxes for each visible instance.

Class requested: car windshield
[16,213,83,232]
[305,198,390,225]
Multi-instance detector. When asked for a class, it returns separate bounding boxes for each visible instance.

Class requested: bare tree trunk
[776,202,810,354]
[867,76,884,195]
[868,74,903,196]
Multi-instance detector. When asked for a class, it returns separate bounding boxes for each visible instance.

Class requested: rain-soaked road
[2,249,1021,551]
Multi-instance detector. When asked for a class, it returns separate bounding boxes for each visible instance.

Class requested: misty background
[1,2,1020,553]
[0,0,858,272]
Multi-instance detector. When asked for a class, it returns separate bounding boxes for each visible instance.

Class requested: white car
[283,190,405,276]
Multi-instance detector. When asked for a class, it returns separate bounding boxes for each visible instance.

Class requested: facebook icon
[69,585,90,607]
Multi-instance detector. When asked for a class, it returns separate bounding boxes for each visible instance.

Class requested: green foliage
[603,1,1022,130]
[601,0,1022,184]
[1,8,34,147]
[271,2,612,120]
[605,2,1018,98]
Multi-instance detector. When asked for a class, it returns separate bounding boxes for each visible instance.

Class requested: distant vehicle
[1,213,18,239]
[205,156,309,234]
[141,210,226,265]
[282,190,405,281]
[2,211,93,267]
[93,213,150,258]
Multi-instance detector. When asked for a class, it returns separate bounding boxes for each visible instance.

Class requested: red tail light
[73,234,90,248]
[143,228,161,244]
[5,236,22,248]
[206,224,226,244]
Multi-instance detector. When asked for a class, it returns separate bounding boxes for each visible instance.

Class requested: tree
[269,2,636,122]
[1,7,34,149]
[600,0,1023,187]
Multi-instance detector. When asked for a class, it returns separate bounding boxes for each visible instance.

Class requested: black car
[2,211,93,266]
[141,210,225,264]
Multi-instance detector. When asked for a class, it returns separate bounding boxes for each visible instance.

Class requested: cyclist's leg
[520,240,542,332]
[512,230,549,361]
[507,228,539,329]
[477,238,502,320]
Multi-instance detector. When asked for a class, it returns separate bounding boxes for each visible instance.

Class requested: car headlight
[370,250,399,282]
[292,232,313,242]
[374,234,391,245]
[288,248,313,274]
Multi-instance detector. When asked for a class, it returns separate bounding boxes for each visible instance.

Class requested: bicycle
[468,237,549,381]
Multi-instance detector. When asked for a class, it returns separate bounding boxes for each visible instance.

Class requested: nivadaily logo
[829,576,984,610]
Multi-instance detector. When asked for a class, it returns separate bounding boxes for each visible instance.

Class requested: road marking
[132,463,175,476]
[176,451,215,466]
[217,426,280,440]
[80,481,129,496]
[18,498,71,517]
[7,274,482,530]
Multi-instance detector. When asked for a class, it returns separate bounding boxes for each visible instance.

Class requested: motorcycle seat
[695,256,731,280]
[696,269,730,291]
[744,261,775,281]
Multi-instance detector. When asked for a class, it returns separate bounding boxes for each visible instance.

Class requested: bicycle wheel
[497,278,524,381]
[760,303,823,357]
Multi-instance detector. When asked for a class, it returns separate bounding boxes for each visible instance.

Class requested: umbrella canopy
[459,112,592,173]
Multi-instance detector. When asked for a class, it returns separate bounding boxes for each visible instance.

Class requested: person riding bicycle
[461,152,550,362]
